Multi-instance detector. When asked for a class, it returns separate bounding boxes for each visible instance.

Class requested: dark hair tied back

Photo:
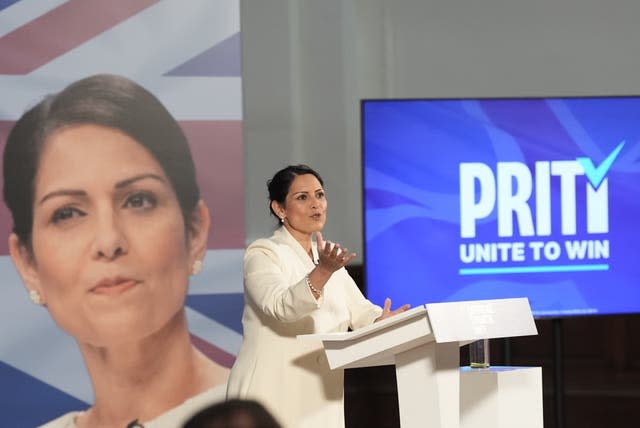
[267,164,323,221]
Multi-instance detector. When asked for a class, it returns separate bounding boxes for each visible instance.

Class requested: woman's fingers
[316,232,357,270]
[383,297,392,314]
[341,251,356,265]
[329,242,341,257]
[376,299,411,322]
[391,303,411,315]
[332,246,356,267]
[315,231,325,250]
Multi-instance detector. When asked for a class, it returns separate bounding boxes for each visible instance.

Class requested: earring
[280,217,284,223]
[191,259,203,276]
[29,289,43,305]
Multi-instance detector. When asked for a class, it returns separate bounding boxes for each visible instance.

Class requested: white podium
[299,297,539,428]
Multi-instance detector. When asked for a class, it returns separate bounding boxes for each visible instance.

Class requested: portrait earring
[280,217,285,224]
[191,259,203,276]
[29,289,43,305]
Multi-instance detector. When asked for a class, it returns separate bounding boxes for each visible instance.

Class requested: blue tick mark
[576,141,625,189]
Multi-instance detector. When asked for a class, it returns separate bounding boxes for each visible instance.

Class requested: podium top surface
[299,304,428,342]
[426,297,537,342]
[299,297,537,343]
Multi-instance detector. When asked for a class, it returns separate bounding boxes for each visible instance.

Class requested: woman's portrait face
[11,124,206,346]
[275,173,327,235]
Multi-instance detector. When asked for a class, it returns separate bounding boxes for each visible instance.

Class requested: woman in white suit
[227,165,409,428]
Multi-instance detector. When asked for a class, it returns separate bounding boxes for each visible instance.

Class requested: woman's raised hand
[375,298,411,322]
[315,231,356,273]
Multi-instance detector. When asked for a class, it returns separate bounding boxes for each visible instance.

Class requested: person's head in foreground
[183,399,282,428]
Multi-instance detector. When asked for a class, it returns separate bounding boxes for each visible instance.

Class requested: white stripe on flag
[0,0,68,38]
[30,0,239,79]
[186,307,242,356]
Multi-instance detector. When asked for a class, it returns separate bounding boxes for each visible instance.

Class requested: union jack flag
[0,1,243,425]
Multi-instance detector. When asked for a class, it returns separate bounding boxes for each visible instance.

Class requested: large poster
[0,1,243,425]
[363,98,640,317]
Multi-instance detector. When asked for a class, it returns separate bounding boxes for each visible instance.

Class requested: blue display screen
[362,97,640,317]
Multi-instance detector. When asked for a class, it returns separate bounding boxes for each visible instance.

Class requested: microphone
[126,419,144,428]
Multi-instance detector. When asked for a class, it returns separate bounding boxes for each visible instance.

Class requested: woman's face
[274,173,327,237]
[10,124,207,346]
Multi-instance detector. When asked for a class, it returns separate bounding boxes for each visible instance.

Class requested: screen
[362,97,640,317]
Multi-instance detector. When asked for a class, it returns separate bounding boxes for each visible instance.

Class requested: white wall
[241,0,640,260]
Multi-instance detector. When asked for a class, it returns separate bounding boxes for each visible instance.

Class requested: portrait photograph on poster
[0,1,244,426]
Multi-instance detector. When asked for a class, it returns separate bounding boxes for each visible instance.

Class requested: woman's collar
[275,226,318,265]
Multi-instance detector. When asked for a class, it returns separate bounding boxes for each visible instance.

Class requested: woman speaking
[3,74,228,427]
[227,164,409,428]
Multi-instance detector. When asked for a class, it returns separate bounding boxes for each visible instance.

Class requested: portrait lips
[91,277,140,296]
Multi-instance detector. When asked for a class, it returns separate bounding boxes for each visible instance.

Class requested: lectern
[299,297,538,428]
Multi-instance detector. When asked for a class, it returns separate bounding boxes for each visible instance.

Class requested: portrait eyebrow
[115,173,167,189]
[37,174,167,206]
[293,188,323,195]
[38,189,87,206]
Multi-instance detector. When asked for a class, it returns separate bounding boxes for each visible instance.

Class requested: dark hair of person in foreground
[183,399,282,428]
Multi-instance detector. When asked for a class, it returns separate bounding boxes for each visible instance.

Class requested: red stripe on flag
[191,333,236,369]
[0,0,159,74]
[181,120,245,249]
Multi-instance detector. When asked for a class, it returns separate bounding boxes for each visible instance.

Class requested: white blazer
[227,226,382,428]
